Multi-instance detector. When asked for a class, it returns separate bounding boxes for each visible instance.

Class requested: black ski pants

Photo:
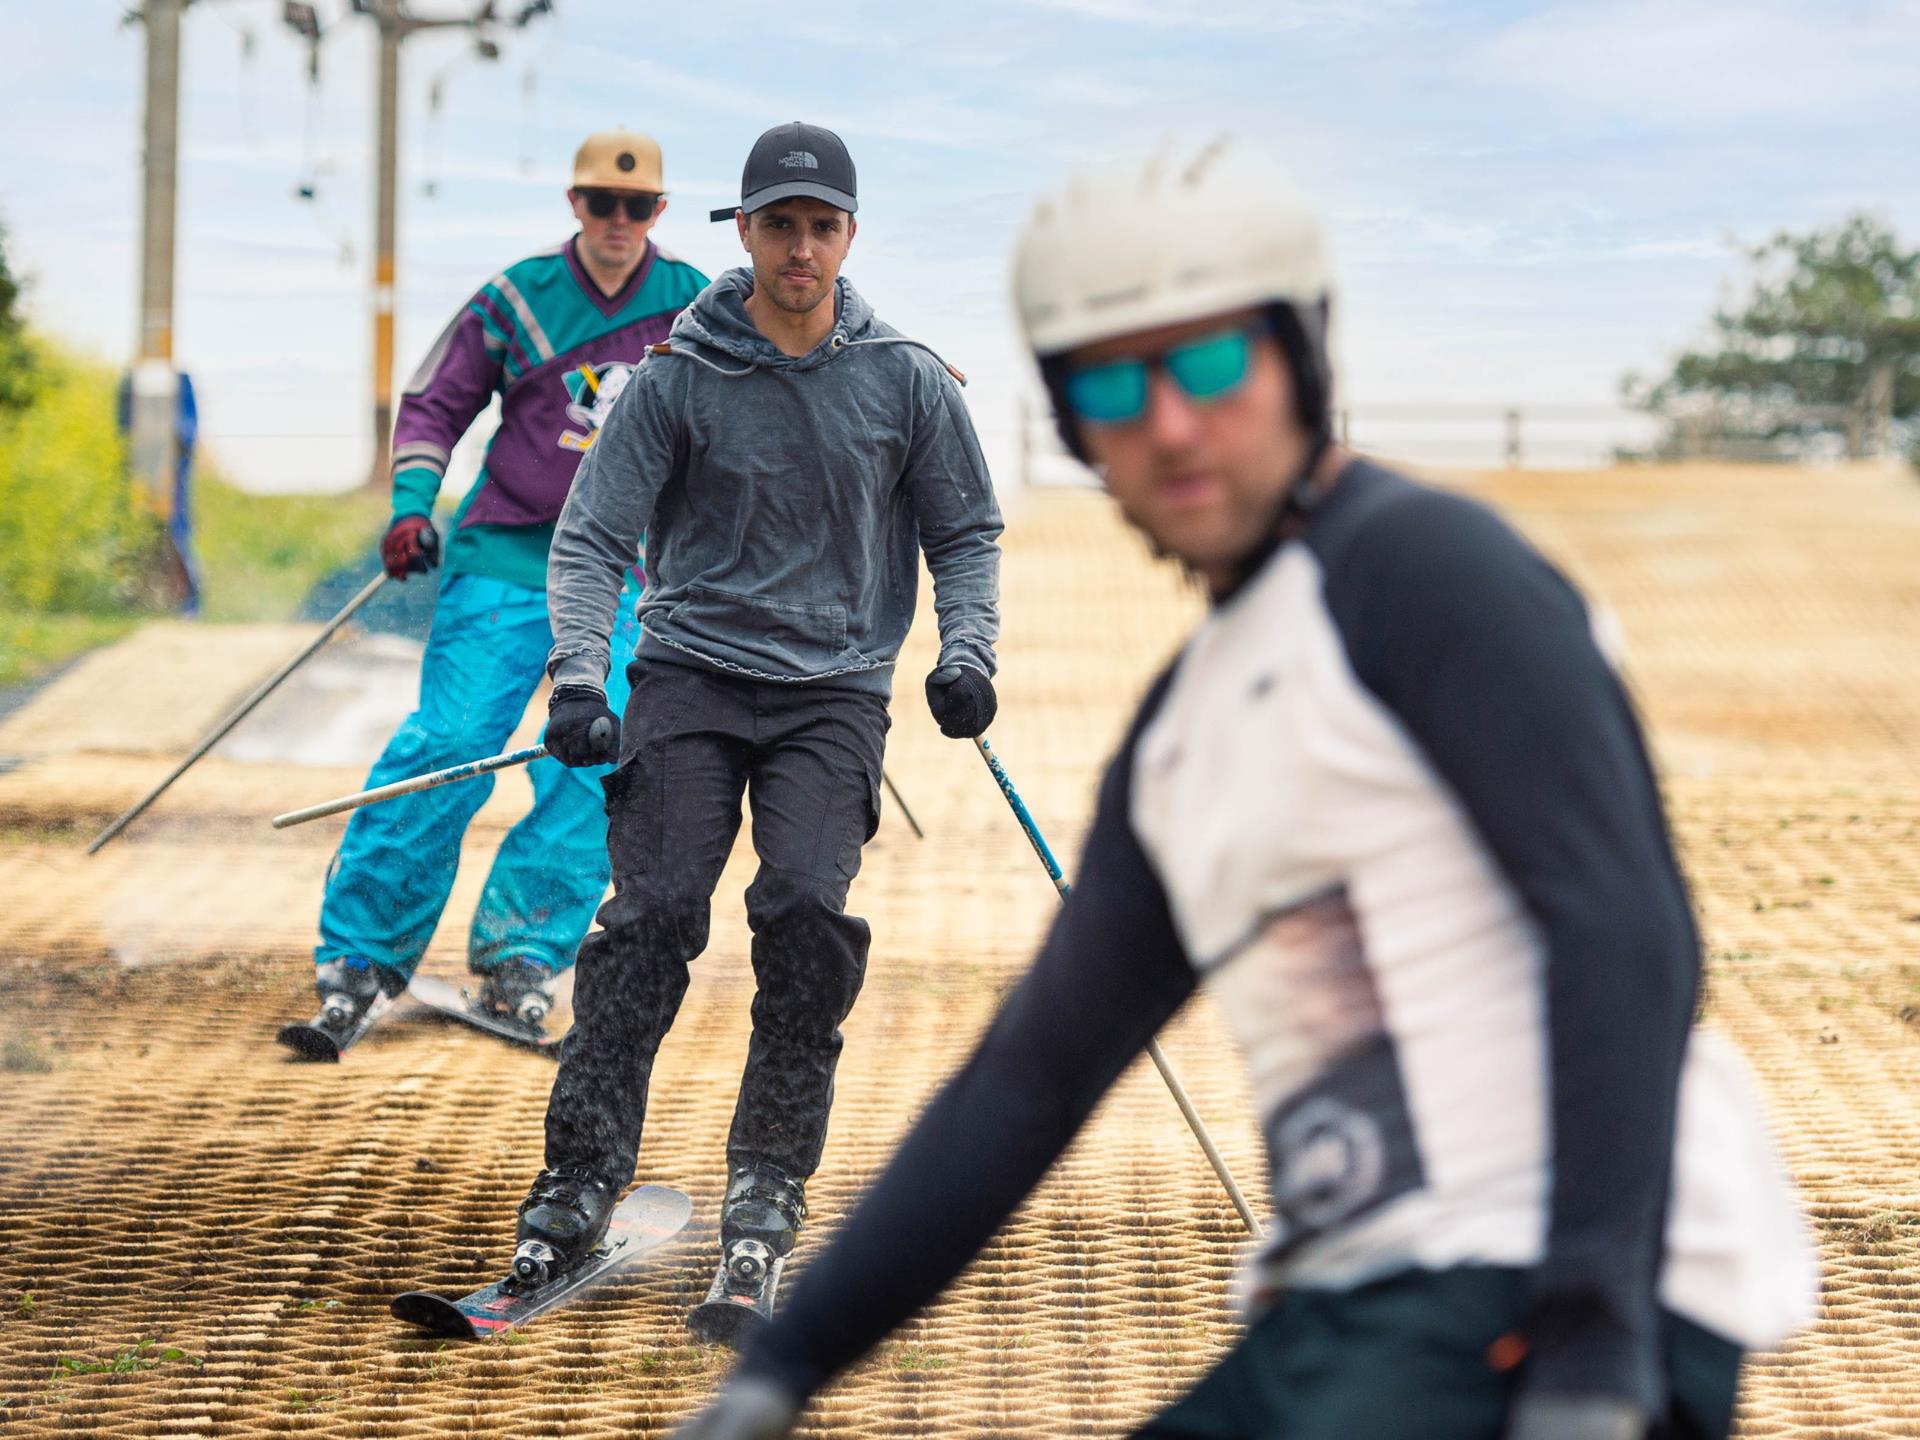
[543,660,888,1189]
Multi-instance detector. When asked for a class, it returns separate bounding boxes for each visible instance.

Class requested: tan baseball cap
[572,129,664,191]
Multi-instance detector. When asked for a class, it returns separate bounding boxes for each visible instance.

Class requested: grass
[192,474,386,624]
[0,610,140,690]
[890,1342,951,1373]
[1841,1210,1918,1247]
[49,1339,201,1382]
[1,1033,55,1073]
[0,467,386,691]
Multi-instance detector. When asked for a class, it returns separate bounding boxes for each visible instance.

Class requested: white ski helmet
[1014,136,1335,453]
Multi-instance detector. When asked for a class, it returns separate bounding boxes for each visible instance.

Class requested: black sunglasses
[579,189,658,221]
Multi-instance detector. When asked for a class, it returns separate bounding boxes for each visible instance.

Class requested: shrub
[0,341,159,612]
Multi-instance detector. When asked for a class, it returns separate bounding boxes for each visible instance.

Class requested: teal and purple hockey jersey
[391,236,708,590]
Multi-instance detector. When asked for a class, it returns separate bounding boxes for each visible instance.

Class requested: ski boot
[477,957,559,1029]
[688,1163,807,1348]
[317,956,400,1026]
[277,956,403,1060]
[510,1167,617,1290]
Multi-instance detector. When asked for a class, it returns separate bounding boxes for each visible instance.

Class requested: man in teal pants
[294,128,708,1048]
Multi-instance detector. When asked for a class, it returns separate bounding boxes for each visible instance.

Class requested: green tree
[1626,214,1920,465]
[0,219,35,413]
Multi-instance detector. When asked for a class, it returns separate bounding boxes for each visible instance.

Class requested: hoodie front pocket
[668,584,855,675]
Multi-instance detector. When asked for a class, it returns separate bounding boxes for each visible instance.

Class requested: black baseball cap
[708,121,858,222]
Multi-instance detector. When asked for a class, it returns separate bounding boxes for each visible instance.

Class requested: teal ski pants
[314,571,640,983]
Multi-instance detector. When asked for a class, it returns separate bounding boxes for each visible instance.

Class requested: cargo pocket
[830,770,881,885]
[600,751,663,879]
[834,703,889,882]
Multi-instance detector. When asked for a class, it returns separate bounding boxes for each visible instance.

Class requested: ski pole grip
[588,715,614,758]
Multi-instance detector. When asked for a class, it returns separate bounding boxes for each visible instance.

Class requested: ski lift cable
[516,2,559,175]
[204,5,263,145]
[420,44,482,200]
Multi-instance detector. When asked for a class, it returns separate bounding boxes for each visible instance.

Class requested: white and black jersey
[739,459,1816,1411]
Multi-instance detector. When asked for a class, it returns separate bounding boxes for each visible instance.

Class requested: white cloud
[1476,0,1920,123]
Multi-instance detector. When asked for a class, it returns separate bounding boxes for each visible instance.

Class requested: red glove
[381,515,440,580]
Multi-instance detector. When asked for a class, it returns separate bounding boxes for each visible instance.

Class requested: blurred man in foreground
[673,137,1816,1440]
[291,131,705,1048]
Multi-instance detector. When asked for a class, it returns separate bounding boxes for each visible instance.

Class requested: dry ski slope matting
[1,462,1916,1435]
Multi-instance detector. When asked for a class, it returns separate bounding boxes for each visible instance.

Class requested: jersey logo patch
[558,361,635,453]
[1264,1032,1426,1252]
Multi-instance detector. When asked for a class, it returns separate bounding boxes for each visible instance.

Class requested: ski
[391,1185,691,1339]
[687,1244,785,1350]
[407,974,564,1055]
[276,989,397,1062]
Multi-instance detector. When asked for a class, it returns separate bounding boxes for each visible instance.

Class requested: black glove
[1505,1394,1648,1440]
[543,684,620,768]
[380,514,440,580]
[669,1375,802,1440]
[925,664,997,739]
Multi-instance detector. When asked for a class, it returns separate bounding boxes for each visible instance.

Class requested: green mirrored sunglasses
[1062,328,1258,425]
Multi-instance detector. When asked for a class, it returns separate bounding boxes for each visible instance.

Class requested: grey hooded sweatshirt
[545,267,1002,697]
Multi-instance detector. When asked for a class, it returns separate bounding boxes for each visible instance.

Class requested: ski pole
[972,735,1265,1239]
[881,767,924,839]
[87,572,391,855]
[272,744,548,830]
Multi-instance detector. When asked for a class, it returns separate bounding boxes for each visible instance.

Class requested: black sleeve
[1323,485,1697,1413]
[735,694,1198,1401]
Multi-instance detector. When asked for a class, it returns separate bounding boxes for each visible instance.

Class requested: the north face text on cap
[781,151,820,170]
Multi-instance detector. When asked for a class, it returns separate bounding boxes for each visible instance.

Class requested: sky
[1,0,1916,491]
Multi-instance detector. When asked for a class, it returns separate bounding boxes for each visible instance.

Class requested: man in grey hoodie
[509,122,1004,1341]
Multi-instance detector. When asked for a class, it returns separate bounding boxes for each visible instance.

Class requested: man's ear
[735,209,750,251]
[846,215,857,250]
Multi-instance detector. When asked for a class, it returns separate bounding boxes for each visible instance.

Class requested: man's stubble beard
[759,261,829,315]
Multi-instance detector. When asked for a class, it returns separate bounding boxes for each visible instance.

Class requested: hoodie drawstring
[643,341,760,378]
[646,336,966,387]
[834,334,968,386]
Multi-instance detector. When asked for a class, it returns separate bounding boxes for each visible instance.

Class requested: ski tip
[275,1024,342,1062]
[391,1290,480,1339]
[686,1300,766,1351]
[407,975,569,1056]
[622,1184,695,1234]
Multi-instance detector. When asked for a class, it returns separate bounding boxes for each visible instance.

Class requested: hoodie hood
[667,266,877,372]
